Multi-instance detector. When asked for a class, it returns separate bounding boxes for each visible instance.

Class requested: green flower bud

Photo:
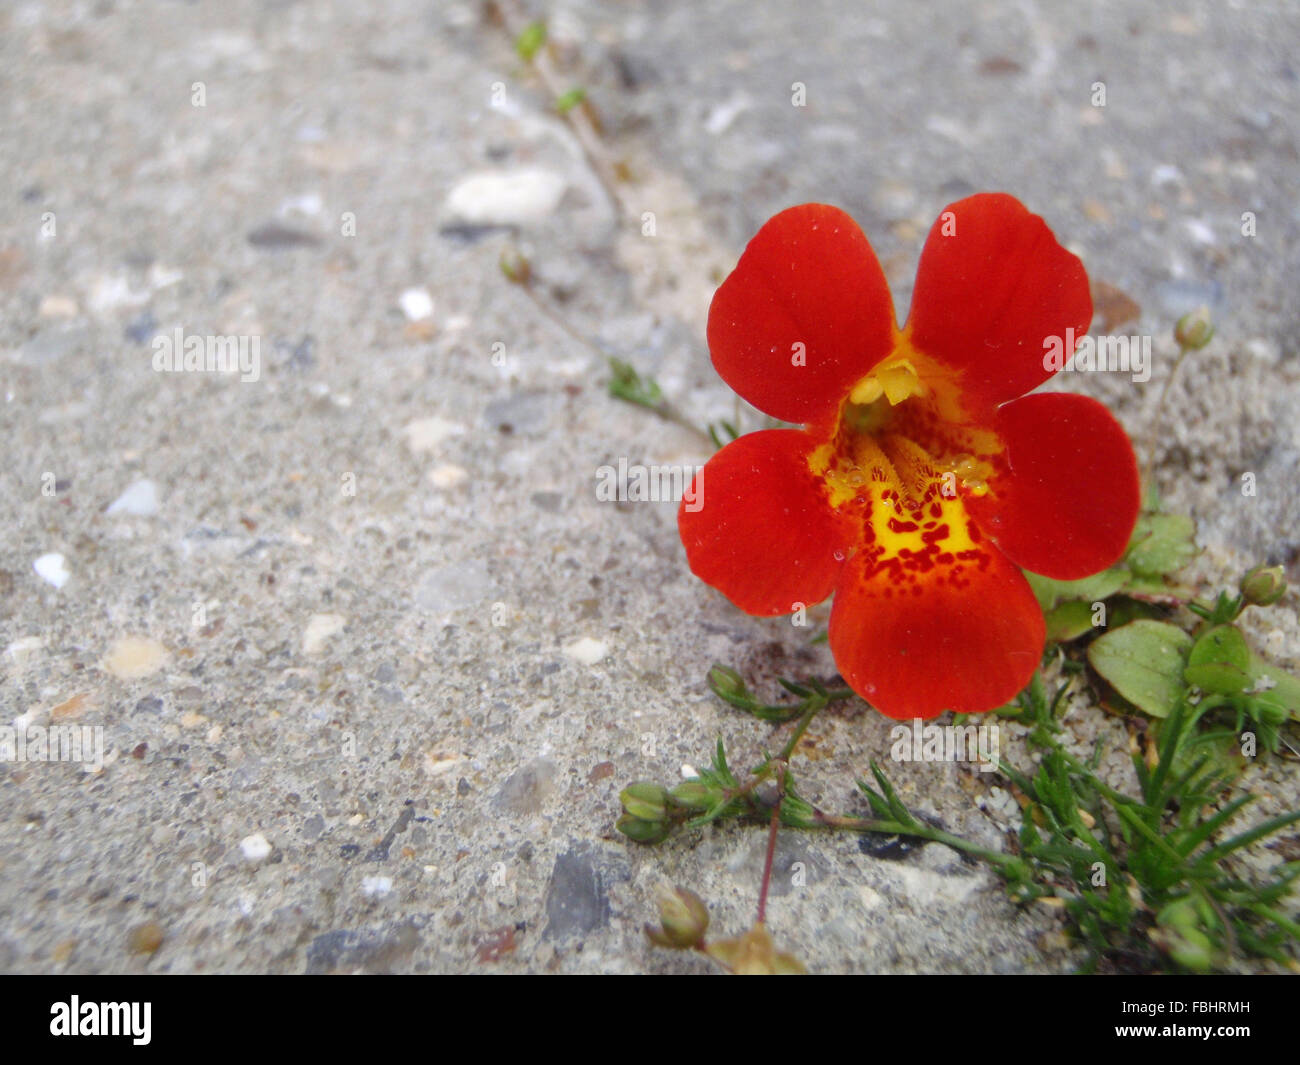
[668,780,714,811]
[620,781,669,822]
[1240,564,1287,607]
[1152,926,1218,972]
[1174,306,1214,350]
[616,813,670,845]
[1157,896,1200,932]
[1152,896,1223,971]
[646,886,710,949]
[707,665,747,699]
[499,249,532,286]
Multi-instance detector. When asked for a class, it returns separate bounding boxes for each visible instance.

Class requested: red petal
[678,429,849,616]
[708,204,897,425]
[829,531,1044,719]
[906,193,1092,408]
[962,392,1140,580]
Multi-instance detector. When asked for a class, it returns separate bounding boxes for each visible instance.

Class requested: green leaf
[1189,625,1249,670]
[514,21,547,62]
[1123,573,1194,602]
[555,87,587,114]
[1024,567,1130,612]
[1199,810,1300,867]
[779,779,817,828]
[607,357,663,409]
[867,761,915,828]
[1088,620,1193,717]
[1044,599,1101,642]
[711,738,739,788]
[1242,649,1300,722]
[1184,624,1251,696]
[1125,513,1198,578]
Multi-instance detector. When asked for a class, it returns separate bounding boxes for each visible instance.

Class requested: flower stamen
[848,358,926,407]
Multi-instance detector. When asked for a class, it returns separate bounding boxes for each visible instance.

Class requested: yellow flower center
[804,336,1008,593]
[847,358,927,408]
[808,341,997,516]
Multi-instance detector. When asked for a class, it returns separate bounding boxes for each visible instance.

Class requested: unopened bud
[1240,564,1286,607]
[616,813,669,845]
[1157,897,1200,932]
[646,886,710,949]
[499,248,532,286]
[1153,926,1217,971]
[1174,306,1214,350]
[620,781,668,822]
[669,780,713,811]
[707,665,746,699]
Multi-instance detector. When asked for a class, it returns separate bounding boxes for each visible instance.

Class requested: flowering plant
[679,194,1140,718]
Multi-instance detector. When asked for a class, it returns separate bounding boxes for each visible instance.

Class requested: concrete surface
[1,0,1297,973]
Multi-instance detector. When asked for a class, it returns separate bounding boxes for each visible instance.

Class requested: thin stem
[756,703,824,925]
[756,765,784,925]
[778,697,825,763]
[500,0,630,219]
[513,271,713,445]
[1142,342,1191,488]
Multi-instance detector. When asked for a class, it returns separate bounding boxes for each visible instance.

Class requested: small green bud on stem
[620,781,669,822]
[1174,305,1214,350]
[1240,563,1286,607]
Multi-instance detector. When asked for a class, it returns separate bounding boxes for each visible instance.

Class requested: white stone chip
[302,613,347,655]
[240,833,272,862]
[402,417,464,454]
[563,637,609,665]
[33,553,70,588]
[103,637,169,679]
[399,287,435,321]
[429,464,469,489]
[106,479,160,516]
[445,168,567,226]
[361,876,393,898]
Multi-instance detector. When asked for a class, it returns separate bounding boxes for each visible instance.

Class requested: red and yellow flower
[679,193,1140,719]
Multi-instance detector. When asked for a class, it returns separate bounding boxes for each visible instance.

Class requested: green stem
[778,696,825,763]
[809,810,1026,874]
[516,282,715,445]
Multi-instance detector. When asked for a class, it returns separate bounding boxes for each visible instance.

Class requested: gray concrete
[0,0,1297,973]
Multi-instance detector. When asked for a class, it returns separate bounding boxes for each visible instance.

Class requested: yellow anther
[849,377,884,405]
[849,359,925,408]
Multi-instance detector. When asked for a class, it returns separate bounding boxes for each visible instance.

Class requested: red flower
[679,194,1140,719]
